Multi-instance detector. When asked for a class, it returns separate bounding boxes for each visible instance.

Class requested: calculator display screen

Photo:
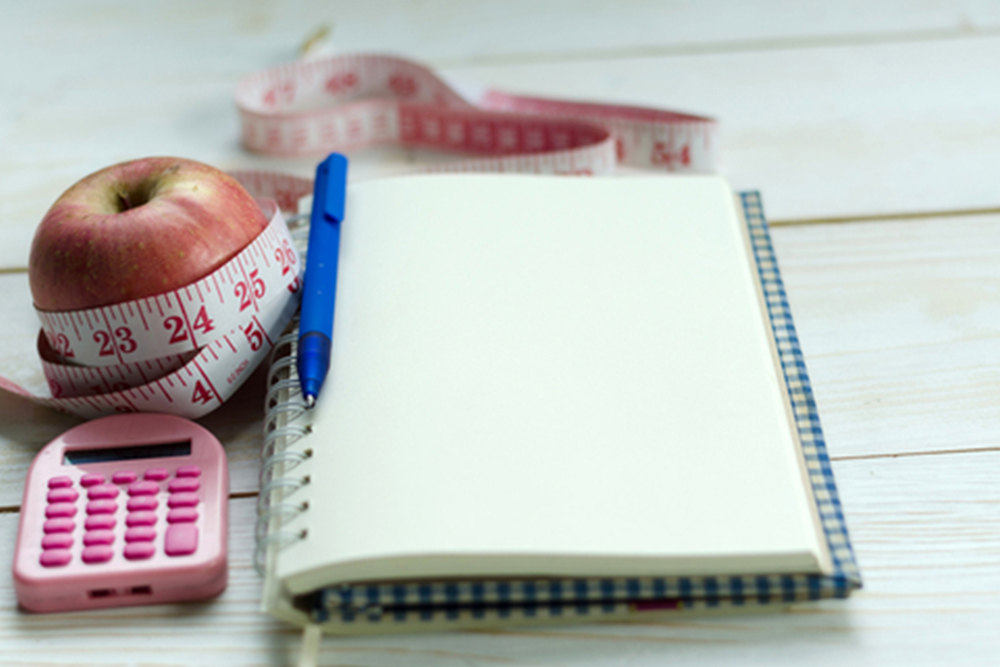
[63,441,192,465]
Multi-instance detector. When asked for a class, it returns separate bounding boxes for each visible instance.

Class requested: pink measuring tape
[237,53,718,174]
[0,53,717,420]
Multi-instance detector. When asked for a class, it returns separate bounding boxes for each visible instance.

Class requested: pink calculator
[13,413,228,613]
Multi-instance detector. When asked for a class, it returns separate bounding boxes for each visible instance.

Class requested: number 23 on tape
[13,413,228,612]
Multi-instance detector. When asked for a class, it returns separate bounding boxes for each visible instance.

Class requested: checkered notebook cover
[261,192,861,631]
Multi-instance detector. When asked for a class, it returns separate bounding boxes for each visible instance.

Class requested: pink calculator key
[164,524,198,556]
[39,549,72,567]
[80,474,104,487]
[124,542,155,560]
[81,546,114,564]
[125,526,156,542]
[167,492,199,508]
[175,466,201,478]
[87,484,119,500]
[41,533,74,550]
[167,507,198,523]
[45,503,77,519]
[126,511,157,526]
[47,476,73,489]
[127,496,158,512]
[112,471,137,484]
[85,515,116,530]
[86,499,117,515]
[144,468,169,481]
[47,487,79,503]
[43,518,75,533]
[168,478,200,493]
[127,480,159,496]
[83,530,115,546]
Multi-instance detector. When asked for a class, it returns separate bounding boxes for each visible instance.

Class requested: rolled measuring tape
[0,181,311,420]
[0,53,717,420]
[236,53,718,174]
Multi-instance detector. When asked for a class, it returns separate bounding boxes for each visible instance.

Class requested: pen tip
[305,395,316,409]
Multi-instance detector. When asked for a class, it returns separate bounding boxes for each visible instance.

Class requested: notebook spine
[255,320,313,575]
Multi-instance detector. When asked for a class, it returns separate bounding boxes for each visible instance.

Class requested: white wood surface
[2,454,998,666]
[1,1,998,664]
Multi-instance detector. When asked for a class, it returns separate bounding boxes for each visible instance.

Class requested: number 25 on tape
[235,269,266,312]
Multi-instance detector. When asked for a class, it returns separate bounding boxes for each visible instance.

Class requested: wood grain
[453,36,1000,223]
[771,214,1000,458]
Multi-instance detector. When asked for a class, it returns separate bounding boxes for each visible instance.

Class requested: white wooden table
[2,1,999,664]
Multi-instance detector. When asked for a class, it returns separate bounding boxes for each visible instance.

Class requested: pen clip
[319,153,348,224]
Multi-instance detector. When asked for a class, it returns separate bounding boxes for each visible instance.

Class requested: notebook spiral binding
[255,321,313,576]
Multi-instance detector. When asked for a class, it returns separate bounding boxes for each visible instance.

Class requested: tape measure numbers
[2,198,303,419]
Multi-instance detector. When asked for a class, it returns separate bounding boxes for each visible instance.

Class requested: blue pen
[297,153,348,407]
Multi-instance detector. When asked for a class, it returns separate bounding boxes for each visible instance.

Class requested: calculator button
[39,550,72,567]
[83,530,115,546]
[126,511,157,526]
[175,466,201,478]
[81,546,114,564]
[144,468,169,481]
[168,478,200,493]
[86,499,118,515]
[167,507,198,523]
[127,496,159,512]
[47,476,73,489]
[85,515,116,530]
[112,471,137,484]
[124,542,156,560]
[47,487,79,503]
[80,474,105,487]
[125,526,156,542]
[45,503,77,518]
[42,533,74,550]
[87,484,120,500]
[127,480,159,496]
[43,518,75,533]
[167,492,199,508]
[164,524,198,556]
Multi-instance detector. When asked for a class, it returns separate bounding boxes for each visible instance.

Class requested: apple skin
[28,157,270,312]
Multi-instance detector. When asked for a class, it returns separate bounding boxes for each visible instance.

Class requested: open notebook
[257,175,860,634]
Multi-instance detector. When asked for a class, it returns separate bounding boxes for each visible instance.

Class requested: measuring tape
[0,53,716,420]
[0,196,304,420]
[236,53,718,174]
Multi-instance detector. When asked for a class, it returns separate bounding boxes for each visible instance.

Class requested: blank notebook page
[279,175,826,594]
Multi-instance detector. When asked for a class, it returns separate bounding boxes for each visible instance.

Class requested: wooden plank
[3,2,1000,269]
[1,452,996,665]
[771,214,1000,458]
[452,35,1000,223]
[771,214,1000,356]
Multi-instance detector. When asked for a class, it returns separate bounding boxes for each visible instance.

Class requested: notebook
[256,175,861,634]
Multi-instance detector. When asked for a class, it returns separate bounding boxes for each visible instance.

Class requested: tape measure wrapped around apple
[0,157,313,419]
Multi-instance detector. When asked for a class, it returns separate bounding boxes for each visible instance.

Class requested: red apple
[29,157,269,312]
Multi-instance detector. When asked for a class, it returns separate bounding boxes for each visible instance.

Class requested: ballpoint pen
[297,153,348,408]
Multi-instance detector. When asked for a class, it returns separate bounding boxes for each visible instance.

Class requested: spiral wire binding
[255,318,312,576]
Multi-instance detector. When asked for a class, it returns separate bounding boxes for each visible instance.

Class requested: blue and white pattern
[303,191,861,627]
